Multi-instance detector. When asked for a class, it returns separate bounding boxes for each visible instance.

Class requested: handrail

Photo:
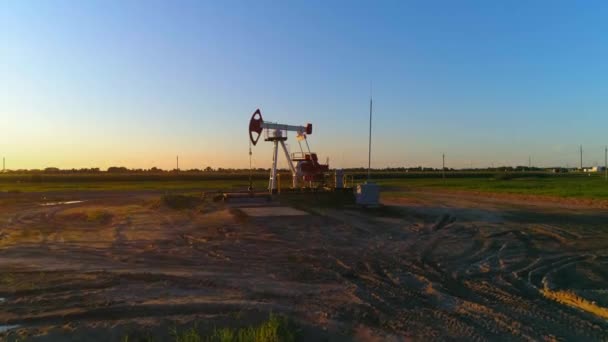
[291,152,307,160]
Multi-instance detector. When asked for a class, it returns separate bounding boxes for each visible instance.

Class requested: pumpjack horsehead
[249,109,329,192]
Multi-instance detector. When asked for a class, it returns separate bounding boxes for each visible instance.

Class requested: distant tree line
[0,165,548,174]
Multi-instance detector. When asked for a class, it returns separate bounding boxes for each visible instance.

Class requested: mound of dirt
[160,194,203,209]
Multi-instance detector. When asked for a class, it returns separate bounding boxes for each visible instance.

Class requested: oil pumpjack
[249,109,329,193]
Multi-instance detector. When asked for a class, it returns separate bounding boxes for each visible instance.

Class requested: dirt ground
[0,189,607,341]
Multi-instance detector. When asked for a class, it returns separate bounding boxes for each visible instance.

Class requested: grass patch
[3,172,607,200]
[174,314,295,342]
[0,179,268,193]
[0,272,48,292]
[86,210,113,224]
[542,288,608,320]
[121,314,297,342]
[376,174,608,200]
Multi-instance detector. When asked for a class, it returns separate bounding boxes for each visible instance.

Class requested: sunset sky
[2,1,608,170]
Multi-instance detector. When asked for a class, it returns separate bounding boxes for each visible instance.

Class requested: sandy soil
[0,189,607,341]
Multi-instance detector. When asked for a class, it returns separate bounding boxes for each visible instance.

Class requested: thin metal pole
[279,140,297,188]
[269,140,279,192]
[248,140,253,191]
[605,146,607,181]
[368,90,372,182]
[304,137,311,153]
[580,145,583,170]
[442,153,445,179]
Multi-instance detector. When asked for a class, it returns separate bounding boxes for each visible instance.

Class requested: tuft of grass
[122,333,155,342]
[171,314,296,342]
[0,272,16,288]
[86,210,113,224]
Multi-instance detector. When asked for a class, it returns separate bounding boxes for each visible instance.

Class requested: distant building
[584,166,606,173]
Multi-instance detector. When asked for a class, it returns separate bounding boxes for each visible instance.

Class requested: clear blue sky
[2,0,608,170]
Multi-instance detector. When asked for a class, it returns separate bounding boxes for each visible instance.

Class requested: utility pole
[2,157,4,172]
[605,146,607,181]
[528,156,531,169]
[442,153,445,179]
[176,155,179,171]
[580,145,583,171]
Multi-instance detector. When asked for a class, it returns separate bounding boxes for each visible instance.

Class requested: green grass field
[377,174,608,199]
[1,172,607,200]
[0,180,266,192]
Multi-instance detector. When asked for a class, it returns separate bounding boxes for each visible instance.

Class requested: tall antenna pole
[605,146,607,181]
[528,156,531,169]
[367,82,372,182]
[176,155,179,171]
[580,145,583,170]
[442,153,445,179]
